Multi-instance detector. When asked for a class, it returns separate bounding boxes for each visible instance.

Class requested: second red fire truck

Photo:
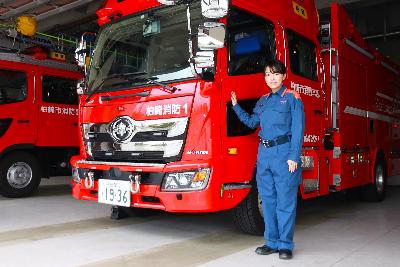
[0,30,82,197]
[71,0,400,234]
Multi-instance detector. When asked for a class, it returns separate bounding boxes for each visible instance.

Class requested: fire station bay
[1,0,400,266]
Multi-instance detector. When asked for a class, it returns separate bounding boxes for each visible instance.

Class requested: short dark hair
[264,59,286,74]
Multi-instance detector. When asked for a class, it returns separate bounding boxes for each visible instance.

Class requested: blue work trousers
[256,142,300,251]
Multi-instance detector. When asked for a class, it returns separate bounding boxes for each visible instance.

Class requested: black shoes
[255,245,293,259]
[255,245,278,255]
[279,249,293,260]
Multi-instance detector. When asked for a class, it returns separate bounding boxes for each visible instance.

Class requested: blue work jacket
[232,85,305,163]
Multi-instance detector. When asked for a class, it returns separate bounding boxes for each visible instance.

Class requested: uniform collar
[266,85,286,99]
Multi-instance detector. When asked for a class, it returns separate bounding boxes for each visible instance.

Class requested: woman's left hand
[287,160,298,173]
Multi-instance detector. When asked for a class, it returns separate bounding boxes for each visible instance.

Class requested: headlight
[301,155,314,170]
[161,168,211,191]
[166,118,188,137]
[81,123,93,140]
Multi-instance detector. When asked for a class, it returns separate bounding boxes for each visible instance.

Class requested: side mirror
[201,0,229,19]
[197,22,226,50]
[143,16,161,37]
[320,23,331,49]
[75,32,95,71]
[193,51,215,68]
[76,79,86,95]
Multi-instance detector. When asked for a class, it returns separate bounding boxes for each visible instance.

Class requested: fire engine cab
[0,43,82,197]
[71,0,400,234]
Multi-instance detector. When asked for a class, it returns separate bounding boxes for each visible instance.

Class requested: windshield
[87,3,202,93]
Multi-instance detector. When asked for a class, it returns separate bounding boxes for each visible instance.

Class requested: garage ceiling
[0,0,101,33]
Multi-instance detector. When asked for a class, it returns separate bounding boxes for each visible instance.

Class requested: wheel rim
[258,193,264,218]
[6,162,33,189]
[375,165,385,194]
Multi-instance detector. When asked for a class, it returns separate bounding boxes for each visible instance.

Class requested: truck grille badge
[109,116,136,143]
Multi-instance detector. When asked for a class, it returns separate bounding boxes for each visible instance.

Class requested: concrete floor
[1,177,400,267]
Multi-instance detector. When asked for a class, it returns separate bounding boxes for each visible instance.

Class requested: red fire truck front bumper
[70,157,250,213]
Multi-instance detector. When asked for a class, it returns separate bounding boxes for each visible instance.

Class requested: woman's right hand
[231,91,237,106]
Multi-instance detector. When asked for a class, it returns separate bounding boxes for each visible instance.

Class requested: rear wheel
[233,183,264,235]
[0,152,41,198]
[360,158,386,202]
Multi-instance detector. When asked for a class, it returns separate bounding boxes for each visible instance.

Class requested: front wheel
[0,152,41,198]
[360,158,386,202]
[232,184,264,235]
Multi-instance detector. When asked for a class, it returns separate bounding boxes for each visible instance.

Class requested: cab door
[220,7,277,183]
[0,62,37,149]
[36,68,81,148]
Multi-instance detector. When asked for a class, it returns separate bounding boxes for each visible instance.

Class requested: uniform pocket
[272,103,290,126]
[287,169,301,187]
[278,156,301,187]
[273,103,290,113]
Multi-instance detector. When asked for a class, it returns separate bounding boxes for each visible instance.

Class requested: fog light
[72,168,80,183]
[161,168,210,191]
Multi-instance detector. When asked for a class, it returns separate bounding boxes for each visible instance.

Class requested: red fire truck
[71,0,400,234]
[0,48,82,198]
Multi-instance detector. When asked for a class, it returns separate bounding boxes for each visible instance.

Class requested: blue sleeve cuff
[288,152,300,164]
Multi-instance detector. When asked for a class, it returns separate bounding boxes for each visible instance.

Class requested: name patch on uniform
[280,100,287,104]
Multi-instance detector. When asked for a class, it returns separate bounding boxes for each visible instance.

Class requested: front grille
[91,151,172,163]
[83,117,189,163]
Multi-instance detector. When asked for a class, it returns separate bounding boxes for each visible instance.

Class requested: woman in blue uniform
[231,59,305,260]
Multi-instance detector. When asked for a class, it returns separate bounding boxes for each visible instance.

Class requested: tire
[360,157,386,202]
[0,152,41,198]
[233,183,264,235]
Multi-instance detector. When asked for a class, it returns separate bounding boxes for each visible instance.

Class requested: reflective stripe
[344,38,375,60]
[344,106,396,123]
[381,61,400,76]
[376,92,394,102]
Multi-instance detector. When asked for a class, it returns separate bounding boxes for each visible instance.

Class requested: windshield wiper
[85,72,178,102]
[85,71,147,102]
[144,77,177,93]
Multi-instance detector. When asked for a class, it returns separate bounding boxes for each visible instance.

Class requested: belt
[260,135,291,148]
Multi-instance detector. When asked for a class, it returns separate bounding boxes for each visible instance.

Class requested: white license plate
[98,179,131,207]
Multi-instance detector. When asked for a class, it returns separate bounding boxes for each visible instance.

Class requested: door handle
[17,120,30,123]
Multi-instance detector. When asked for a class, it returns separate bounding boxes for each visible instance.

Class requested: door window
[42,76,78,105]
[227,8,276,76]
[287,30,317,81]
[0,69,27,104]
